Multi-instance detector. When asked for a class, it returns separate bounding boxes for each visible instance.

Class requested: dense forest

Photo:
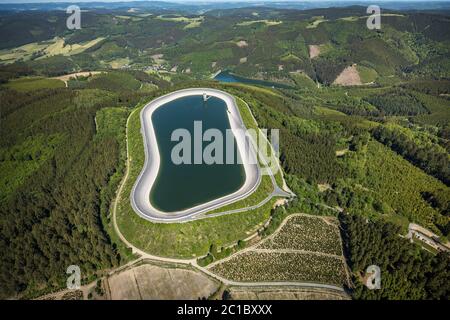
[340,213,450,300]
[364,90,429,116]
[0,70,160,298]
[373,124,450,186]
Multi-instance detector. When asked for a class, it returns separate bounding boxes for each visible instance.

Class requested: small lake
[214,70,293,89]
[150,95,246,212]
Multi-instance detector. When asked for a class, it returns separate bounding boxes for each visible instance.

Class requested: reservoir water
[214,70,293,89]
[150,95,246,212]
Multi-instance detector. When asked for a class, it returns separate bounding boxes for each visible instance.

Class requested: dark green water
[150,95,246,212]
[214,70,293,89]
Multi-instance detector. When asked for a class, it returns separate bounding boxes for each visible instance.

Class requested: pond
[214,70,293,89]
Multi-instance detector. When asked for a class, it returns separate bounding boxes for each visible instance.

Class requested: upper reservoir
[150,95,246,212]
[214,70,293,89]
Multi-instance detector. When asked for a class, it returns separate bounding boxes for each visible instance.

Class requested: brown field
[309,45,321,59]
[106,263,220,300]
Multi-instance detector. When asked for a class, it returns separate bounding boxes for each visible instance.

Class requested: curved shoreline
[131,88,261,223]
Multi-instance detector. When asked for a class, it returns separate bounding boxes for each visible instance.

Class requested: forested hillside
[0,72,163,298]
[340,213,450,300]
[1,6,450,84]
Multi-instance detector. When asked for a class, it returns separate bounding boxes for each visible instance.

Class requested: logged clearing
[107,263,219,300]
[309,45,321,59]
[333,64,362,86]
[236,40,249,48]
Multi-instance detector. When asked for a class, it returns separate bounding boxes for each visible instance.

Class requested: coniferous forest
[0,85,156,297]
[340,213,450,300]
